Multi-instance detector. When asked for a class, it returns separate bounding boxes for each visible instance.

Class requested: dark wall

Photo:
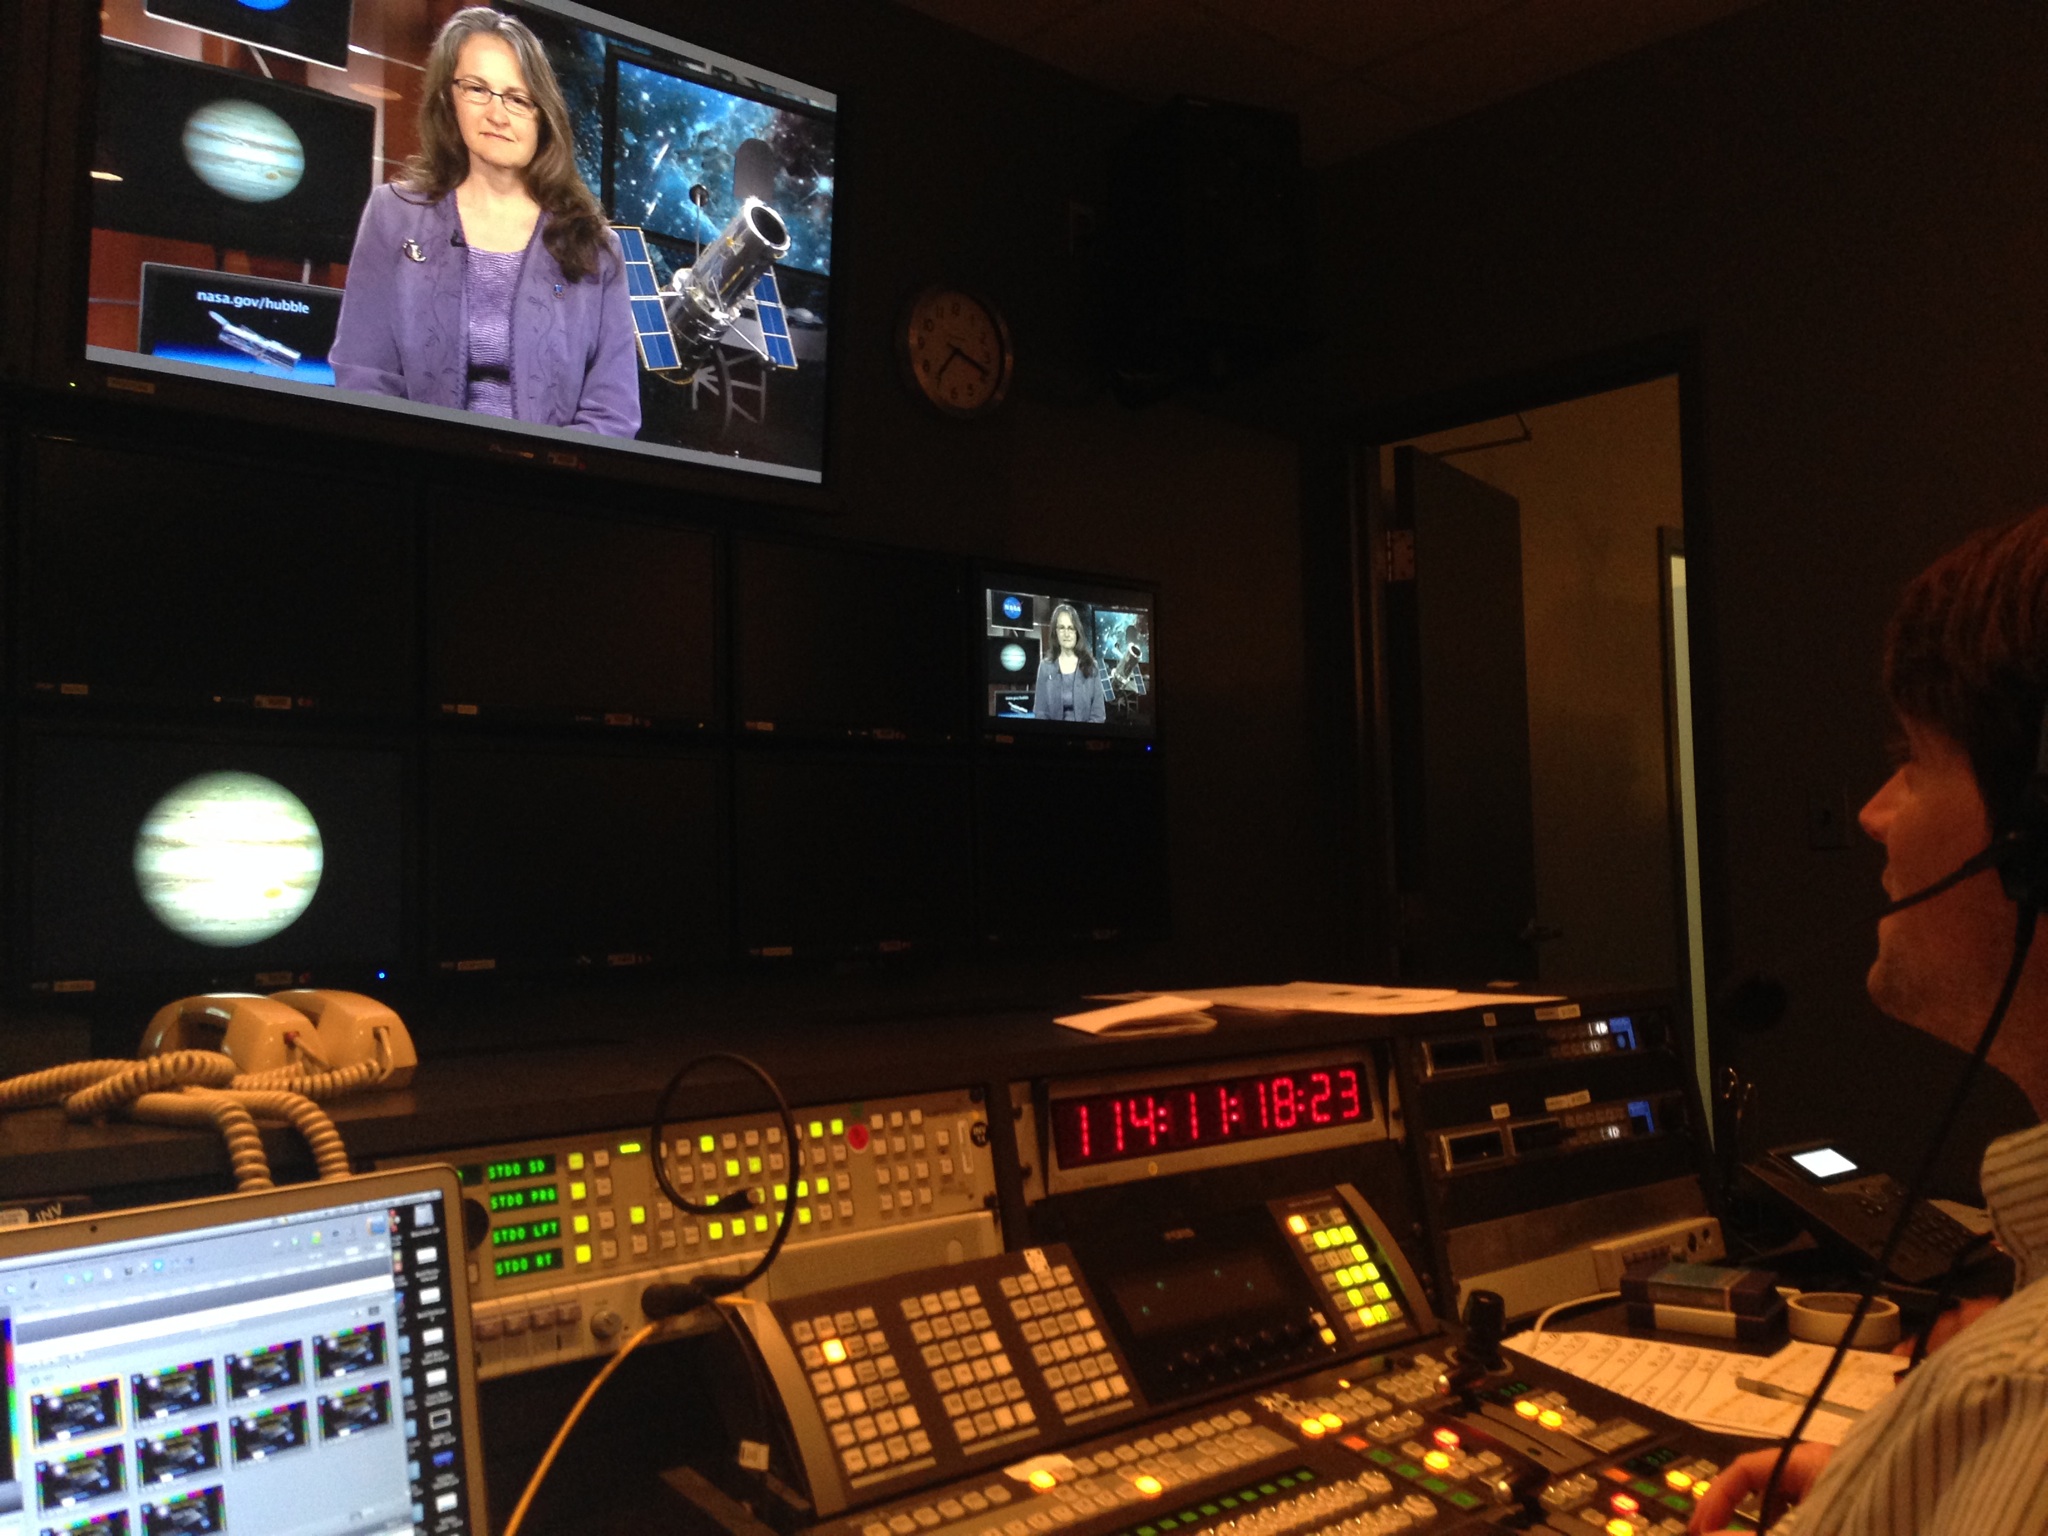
[1316,0,2048,1190]
[0,0,1350,1044]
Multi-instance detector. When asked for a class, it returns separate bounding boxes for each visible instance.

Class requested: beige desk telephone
[138,989,418,1085]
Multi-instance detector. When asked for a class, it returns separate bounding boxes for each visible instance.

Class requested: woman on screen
[331,8,639,438]
[1032,603,1106,724]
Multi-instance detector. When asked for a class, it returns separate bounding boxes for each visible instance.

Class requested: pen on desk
[1733,1374,1866,1419]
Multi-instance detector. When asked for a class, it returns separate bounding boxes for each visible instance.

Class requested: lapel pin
[402,239,425,263]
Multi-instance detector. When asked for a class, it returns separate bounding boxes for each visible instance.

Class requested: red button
[847,1123,871,1152]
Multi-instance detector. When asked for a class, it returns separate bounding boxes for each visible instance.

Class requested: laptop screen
[0,1168,483,1536]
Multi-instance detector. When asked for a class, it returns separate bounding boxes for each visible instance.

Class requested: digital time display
[1051,1064,1370,1168]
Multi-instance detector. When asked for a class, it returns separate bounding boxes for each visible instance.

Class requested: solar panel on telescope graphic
[721,269,799,371]
[610,225,682,372]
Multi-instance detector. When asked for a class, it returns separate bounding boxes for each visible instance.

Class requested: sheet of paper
[1054,995,1216,1036]
[1734,1341,1908,1413]
[1503,1329,1879,1445]
[1193,981,1560,1015]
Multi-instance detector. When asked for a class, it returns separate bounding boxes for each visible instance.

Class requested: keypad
[1286,1205,1405,1340]
[796,1305,930,1481]
[903,1284,1037,1449]
[999,1264,1131,1421]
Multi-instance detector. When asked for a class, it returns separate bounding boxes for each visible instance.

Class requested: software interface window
[0,1190,471,1536]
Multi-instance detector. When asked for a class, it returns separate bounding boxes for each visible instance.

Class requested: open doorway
[1374,374,1709,1114]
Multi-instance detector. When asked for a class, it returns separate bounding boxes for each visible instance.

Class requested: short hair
[405,7,612,283]
[1884,506,2048,829]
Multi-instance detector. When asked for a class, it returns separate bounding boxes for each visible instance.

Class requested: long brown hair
[405,7,612,283]
[1046,603,1097,678]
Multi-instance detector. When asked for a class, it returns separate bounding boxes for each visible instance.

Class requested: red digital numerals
[1057,1068,1366,1167]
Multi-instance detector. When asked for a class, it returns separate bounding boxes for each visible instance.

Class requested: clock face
[901,287,1013,418]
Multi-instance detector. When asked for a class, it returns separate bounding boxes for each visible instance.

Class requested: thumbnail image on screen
[983,583,1155,736]
[131,1364,217,1423]
[136,1424,221,1486]
[32,1382,120,1446]
[88,1,838,487]
[139,1484,224,1535]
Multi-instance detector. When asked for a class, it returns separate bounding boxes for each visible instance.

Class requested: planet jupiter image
[134,772,324,946]
[182,99,305,204]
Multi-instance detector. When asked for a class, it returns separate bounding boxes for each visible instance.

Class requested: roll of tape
[1787,1291,1901,1349]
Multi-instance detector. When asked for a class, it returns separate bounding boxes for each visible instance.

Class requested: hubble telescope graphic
[207,308,300,372]
[612,138,801,394]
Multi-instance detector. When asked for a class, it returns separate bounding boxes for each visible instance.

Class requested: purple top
[463,243,526,419]
[331,184,641,439]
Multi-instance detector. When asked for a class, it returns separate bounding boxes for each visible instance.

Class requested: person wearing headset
[1032,602,1106,724]
[1693,509,2048,1534]
[331,7,640,438]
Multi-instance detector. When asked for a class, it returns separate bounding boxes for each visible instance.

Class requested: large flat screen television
[82,0,838,489]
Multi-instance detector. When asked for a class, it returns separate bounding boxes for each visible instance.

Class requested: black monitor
[427,745,722,976]
[980,572,1158,743]
[21,435,414,716]
[24,731,407,995]
[732,754,971,957]
[144,0,357,70]
[428,503,716,729]
[733,540,966,742]
[138,263,346,386]
[974,758,1168,944]
[94,41,375,264]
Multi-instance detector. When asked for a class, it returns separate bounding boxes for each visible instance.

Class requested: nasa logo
[1002,595,1023,621]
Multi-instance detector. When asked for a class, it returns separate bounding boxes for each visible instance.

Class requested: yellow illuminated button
[755,1214,769,1233]
[629,1206,646,1226]
[1606,1522,1633,1536]
[830,1117,845,1136]
[1028,1471,1058,1492]
[1351,1245,1368,1262]
[1299,1418,1326,1438]
[1538,1409,1565,1430]
[1319,1326,1337,1346]
[1134,1476,1164,1498]
[798,1208,812,1224]
[748,1156,763,1174]
[1361,1262,1380,1281]
[1374,1283,1392,1301]
[568,1152,585,1171]
[698,1134,715,1154]
[1355,1310,1374,1330]
[619,1141,643,1156]
[1611,1494,1639,1515]
[1347,1288,1365,1307]
[708,1221,724,1241]
[797,1180,810,1198]
[818,1176,832,1194]
[574,1244,592,1265]
[724,1158,740,1178]
[1664,1472,1693,1492]
[1433,1428,1460,1450]
[1337,1225,1356,1243]
[1313,1231,1332,1249]
[1514,1400,1541,1420]
[821,1337,848,1365]
[1422,1451,1452,1473]
[1286,1215,1309,1235]
[572,1215,590,1235]
[1317,1412,1342,1430]
[774,1184,788,1201]
[809,1120,825,1140]
[1690,1482,1710,1501]
[569,1181,586,1201]
[1370,1305,1389,1324]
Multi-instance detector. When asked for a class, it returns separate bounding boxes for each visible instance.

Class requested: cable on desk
[500,1320,661,1536]
[1532,1291,1620,1335]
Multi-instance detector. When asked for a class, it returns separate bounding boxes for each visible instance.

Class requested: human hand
[1895,1295,1999,1358]
[1688,1442,1834,1533]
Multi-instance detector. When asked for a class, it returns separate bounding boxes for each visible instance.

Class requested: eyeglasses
[451,77,537,118]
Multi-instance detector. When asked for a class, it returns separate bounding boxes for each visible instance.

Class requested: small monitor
[1786,1145,1861,1184]
[428,746,723,975]
[0,1166,486,1534]
[144,0,357,71]
[139,264,345,387]
[733,540,966,741]
[26,732,406,994]
[979,573,1156,741]
[95,41,375,265]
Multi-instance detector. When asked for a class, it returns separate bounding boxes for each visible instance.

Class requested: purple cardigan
[331,184,641,440]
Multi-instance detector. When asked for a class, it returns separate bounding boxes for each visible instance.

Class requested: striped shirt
[1774,1120,2048,1534]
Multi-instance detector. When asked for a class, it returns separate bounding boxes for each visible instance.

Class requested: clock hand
[947,343,989,376]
